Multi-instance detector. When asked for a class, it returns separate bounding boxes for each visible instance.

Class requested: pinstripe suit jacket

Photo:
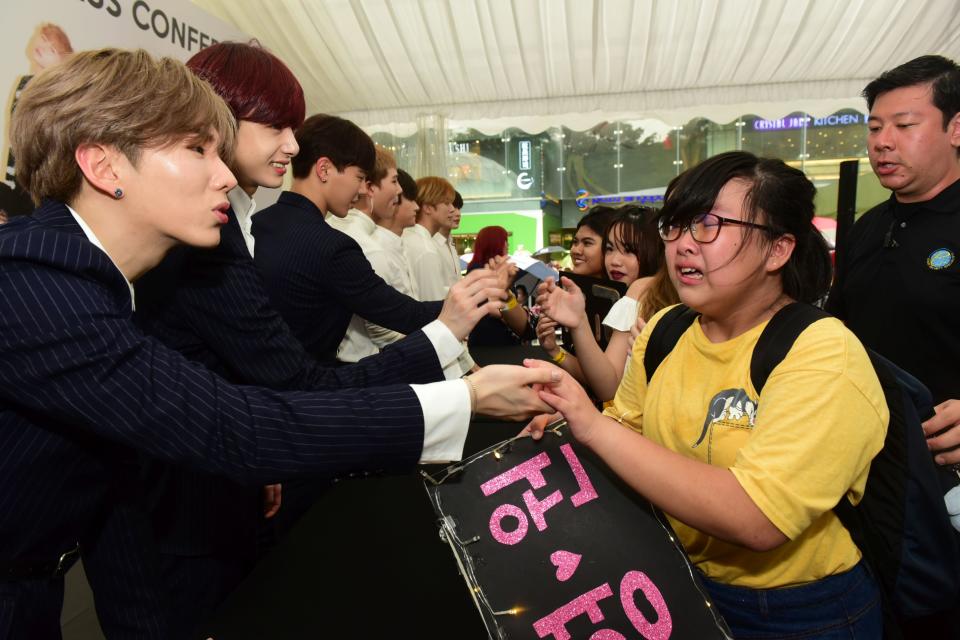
[0,200,427,566]
[130,205,444,558]
[253,191,444,363]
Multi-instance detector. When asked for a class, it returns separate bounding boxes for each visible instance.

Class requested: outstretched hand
[467,363,559,421]
[486,255,518,291]
[439,268,506,340]
[523,359,604,446]
[537,276,586,329]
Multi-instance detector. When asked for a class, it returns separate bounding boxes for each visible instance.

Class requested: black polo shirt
[827,178,960,404]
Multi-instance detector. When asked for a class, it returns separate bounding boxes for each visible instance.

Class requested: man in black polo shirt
[826,55,960,638]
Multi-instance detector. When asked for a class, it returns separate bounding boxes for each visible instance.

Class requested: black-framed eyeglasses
[658,212,775,244]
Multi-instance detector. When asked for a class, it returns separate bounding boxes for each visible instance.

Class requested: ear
[766,233,796,272]
[948,111,960,150]
[314,157,335,183]
[75,143,124,197]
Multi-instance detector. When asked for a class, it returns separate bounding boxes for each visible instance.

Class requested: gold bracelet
[464,375,478,417]
[552,348,567,365]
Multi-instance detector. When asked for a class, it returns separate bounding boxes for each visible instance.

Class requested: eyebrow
[868,110,921,121]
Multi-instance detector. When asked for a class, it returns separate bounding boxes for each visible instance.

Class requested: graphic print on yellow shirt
[604,305,888,589]
[695,388,757,464]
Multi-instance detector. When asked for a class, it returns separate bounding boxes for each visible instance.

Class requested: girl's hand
[523,360,603,446]
[536,315,560,353]
[538,276,586,329]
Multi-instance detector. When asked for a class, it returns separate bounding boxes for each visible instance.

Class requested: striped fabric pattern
[0,200,426,567]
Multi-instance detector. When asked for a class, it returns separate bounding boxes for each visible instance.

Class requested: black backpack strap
[643,305,698,384]
[750,302,830,392]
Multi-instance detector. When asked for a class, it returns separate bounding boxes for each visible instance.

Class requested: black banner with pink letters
[424,428,731,639]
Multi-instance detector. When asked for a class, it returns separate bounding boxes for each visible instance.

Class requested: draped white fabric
[190,0,960,131]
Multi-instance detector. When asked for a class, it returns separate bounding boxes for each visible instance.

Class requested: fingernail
[551,371,562,382]
[936,455,945,464]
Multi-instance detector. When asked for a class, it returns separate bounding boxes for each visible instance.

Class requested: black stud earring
[114,188,124,199]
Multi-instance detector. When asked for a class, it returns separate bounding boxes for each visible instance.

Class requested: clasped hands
[437,258,519,341]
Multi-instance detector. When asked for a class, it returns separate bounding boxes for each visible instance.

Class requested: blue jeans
[701,562,882,639]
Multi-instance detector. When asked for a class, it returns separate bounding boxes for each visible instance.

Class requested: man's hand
[924,399,960,464]
[438,268,506,340]
[263,484,282,519]
[538,276,586,329]
[524,359,604,447]
[467,363,559,420]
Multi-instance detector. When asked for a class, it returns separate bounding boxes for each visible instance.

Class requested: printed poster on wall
[0,0,248,217]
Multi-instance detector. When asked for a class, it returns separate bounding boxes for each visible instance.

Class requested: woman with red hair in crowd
[466,225,531,347]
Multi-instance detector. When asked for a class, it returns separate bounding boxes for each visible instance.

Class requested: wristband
[500,293,518,314]
[552,348,567,365]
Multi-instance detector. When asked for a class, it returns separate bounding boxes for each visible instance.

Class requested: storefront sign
[576,190,664,211]
[519,140,533,171]
[752,113,863,131]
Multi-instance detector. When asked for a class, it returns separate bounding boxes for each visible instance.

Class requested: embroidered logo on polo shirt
[927,248,955,270]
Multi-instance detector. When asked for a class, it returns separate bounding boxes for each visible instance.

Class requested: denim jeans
[700,561,882,639]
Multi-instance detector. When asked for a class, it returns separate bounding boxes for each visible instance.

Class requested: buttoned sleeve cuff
[454,348,476,376]
[422,319,467,379]
[412,379,471,463]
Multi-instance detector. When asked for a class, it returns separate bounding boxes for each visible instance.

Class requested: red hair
[468,226,508,270]
[187,41,305,130]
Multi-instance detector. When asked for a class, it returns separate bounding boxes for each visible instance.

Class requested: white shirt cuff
[412,379,471,463]
[422,319,466,379]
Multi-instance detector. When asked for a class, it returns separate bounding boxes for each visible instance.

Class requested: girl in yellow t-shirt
[530,151,888,638]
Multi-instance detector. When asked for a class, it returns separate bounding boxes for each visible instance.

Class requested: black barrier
[424,427,731,640]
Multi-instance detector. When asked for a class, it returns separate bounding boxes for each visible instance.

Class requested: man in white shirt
[338,145,405,362]
[403,176,457,300]
[433,189,464,289]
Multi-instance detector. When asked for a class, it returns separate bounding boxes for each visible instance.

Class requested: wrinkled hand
[538,276,586,329]
[263,484,282,519]
[536,315,560,352]
[439,268,506,340]
[923,399,960,465]
[467,362,559,421]
[524,359,603,446]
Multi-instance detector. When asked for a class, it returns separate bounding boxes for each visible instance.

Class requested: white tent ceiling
[190,0,960,133]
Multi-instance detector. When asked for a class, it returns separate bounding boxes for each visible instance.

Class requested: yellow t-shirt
[605,305,888,588]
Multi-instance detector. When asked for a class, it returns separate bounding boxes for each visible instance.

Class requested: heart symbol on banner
[550,550,582,582]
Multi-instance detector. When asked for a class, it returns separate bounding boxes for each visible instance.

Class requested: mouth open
[875,161,899,176]
[677,266,703,282]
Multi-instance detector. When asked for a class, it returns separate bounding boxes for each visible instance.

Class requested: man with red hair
[88,42,511,639]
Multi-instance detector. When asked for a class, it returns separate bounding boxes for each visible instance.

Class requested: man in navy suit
[253,114,485,364]
[83,43,508,640]
[1,48,555,639]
